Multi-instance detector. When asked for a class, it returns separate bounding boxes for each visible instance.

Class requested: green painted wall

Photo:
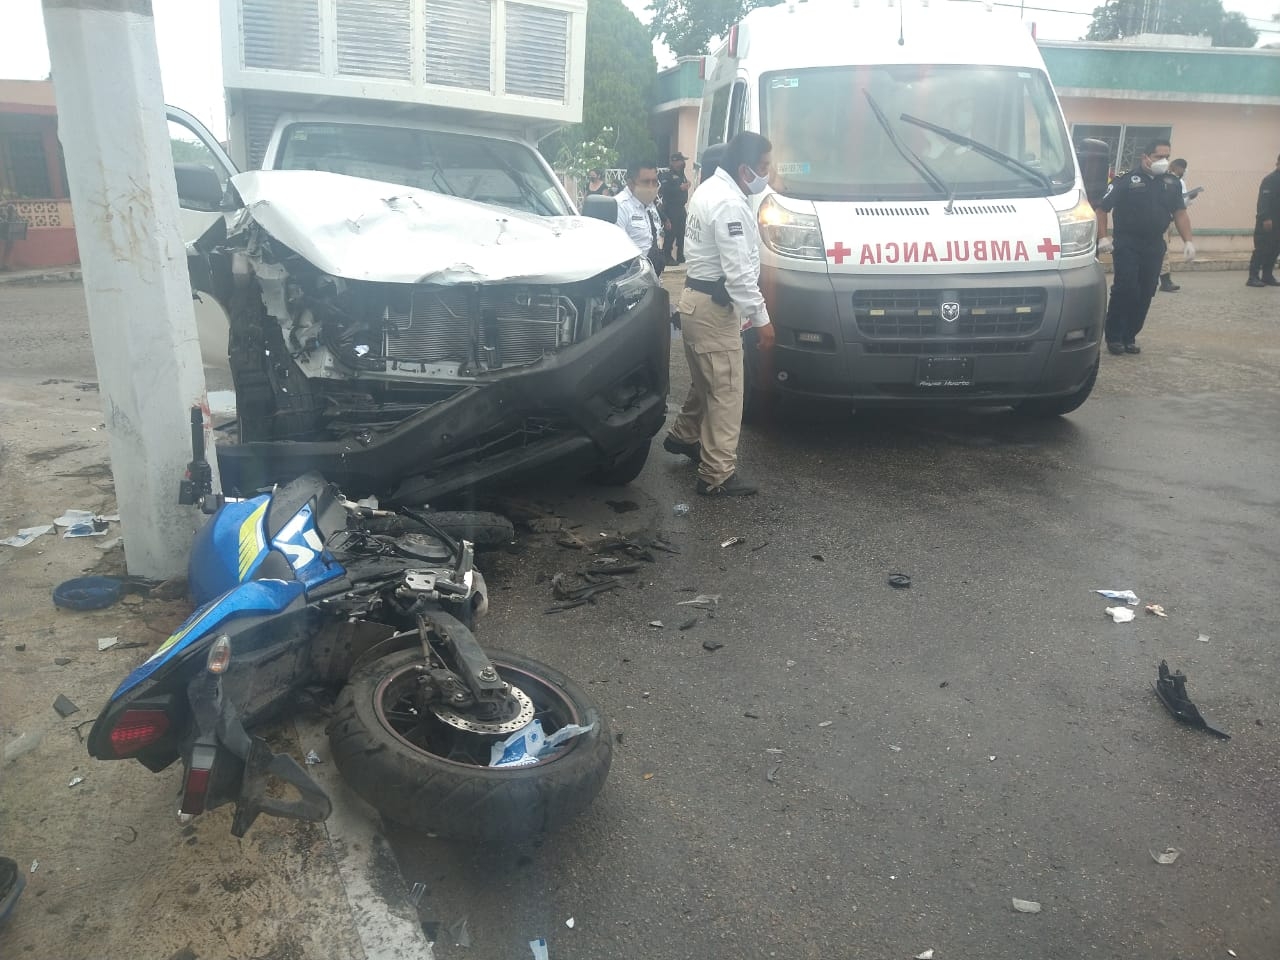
[1039,44,1280,98]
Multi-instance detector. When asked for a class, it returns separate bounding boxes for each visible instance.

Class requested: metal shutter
[337,0,413,79]
[504,4,568,102]
[241,0,322,73]
[424,0,493,92]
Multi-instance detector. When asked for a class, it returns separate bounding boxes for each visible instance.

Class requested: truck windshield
[277,123,572,217]
[760,65,1074,202]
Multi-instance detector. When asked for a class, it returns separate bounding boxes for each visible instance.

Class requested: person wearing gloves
[1095,139,1194,355]
[662,132,775,497]
[614,161,665,277]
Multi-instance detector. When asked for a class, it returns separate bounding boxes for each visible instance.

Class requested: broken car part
[1153,660,1230,739]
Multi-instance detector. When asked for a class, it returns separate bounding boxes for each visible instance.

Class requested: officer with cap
[659,152,690,264]
[662,132,775,497]
[1096,138,1195,355]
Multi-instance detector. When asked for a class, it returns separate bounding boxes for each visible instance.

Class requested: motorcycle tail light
[108,709,171,758]
[180,744,218,816]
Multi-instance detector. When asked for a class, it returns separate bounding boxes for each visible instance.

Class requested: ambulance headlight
[758,195,825,260]
[1056,190,1097,257]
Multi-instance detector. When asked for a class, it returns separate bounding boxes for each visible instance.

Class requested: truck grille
[384,286,570,369]
[853,288,1046,339]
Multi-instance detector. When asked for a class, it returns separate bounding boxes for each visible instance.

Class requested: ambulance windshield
[760,65,1074,202]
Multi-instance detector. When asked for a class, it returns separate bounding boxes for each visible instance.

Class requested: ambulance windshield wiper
[862,90,951,203]
[898,113,1052,192]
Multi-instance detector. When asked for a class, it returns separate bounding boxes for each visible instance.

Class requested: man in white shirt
[662,132,775,497]
[614,162,665,276]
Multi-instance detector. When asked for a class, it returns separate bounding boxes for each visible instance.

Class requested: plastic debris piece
[1105,606,1136,623]
[1150,846,1181,865]
[445,917,471,948]
[565,917,575,929]
[648,620,664,628]
[889,745,902,752]
[766,762,781,783]
[989,755,997,761]
[915,951,936,960]
[643,772,654,780]
[1,525,54,548]
[677,594,720,608]
[720,536,744,548]
[409,881,427,906]
[1012,898,1042,914]
[555,531,586,549]
[1153,661,1229,739]
[529,938,549,960]
[701,640,724,652]
[678,617,698,631]
[1228,950,1237,958]
[29,861,38,874]
[304,750,322,765]
[1145,604,1168,618]
[52,575,124,611]
[818,720,833,728]
[811,554,825,562]
[13,644,25,652]
[68,775,84,788]
[54,657,73,666]
[490,719,595,767]
[1095,589,1140,605]
[888,573,912,589]
[97,637,119,651]
[542,722,596,752]
[765,747,783,754]
[1197,633,1210,643]
[54,509,95,528]
[672,503,690,517]
[53,694,80,718]
[743,710,760,719]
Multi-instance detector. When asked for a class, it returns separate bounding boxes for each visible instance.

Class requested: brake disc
[431,684,535,735]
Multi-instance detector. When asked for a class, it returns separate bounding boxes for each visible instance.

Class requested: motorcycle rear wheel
[328,648,612,840]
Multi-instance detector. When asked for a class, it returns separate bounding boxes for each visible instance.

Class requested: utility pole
[42,0,217,578]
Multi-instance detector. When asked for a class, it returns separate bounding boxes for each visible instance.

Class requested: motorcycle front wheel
[328,648,612,840]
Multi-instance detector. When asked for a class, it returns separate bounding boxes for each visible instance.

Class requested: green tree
[648,0,781,57]
[542,0,657,175]
[1084,0,1257,47]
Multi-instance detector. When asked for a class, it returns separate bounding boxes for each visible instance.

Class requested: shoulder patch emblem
[1131,175,1142,184]
[727,221,744,237]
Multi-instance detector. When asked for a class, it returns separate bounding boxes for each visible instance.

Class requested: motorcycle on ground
[87,409,612,839]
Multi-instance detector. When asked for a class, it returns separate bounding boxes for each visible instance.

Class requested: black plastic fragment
[888,574,912,589]
[1153,660,1230,740]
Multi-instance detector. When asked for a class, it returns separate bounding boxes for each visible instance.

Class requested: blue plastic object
[52,576,124,611]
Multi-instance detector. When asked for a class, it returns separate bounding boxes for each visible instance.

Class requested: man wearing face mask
[662,132,775,497]
[1095,139,1195,355]
[614,162,665,276]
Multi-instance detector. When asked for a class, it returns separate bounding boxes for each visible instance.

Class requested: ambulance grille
[863,340,1034,355]
[852,288,1046,339]
[944,204,1018,215]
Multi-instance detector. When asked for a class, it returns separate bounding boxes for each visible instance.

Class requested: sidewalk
[0,266,82,285]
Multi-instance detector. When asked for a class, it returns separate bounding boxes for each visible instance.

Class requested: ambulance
[697,0,1106,415]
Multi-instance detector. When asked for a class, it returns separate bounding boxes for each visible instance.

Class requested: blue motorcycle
[87,409,612,839]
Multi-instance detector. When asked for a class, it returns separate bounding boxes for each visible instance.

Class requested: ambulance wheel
[1014,359,1098,418]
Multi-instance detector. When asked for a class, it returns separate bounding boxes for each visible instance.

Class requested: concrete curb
[0,267,82,285]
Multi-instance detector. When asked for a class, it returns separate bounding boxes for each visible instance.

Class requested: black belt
[685,276,731,306]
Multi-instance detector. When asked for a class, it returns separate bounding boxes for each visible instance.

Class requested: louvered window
[241,0,322,72]
[424,0,493,92]
[337,0,413,80]
[504,4,568,101]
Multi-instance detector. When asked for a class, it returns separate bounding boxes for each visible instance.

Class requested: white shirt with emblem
[683,168,770,328]
[614,186,663,254]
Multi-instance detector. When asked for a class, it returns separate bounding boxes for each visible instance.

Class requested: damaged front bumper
[216,283,671,502]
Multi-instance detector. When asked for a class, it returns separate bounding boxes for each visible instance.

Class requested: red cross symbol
[827,241,851,265]
[1037,237,1061,260]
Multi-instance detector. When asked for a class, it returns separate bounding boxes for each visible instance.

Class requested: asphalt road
[6,275,1277,960]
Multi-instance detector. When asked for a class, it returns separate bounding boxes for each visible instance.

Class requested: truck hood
[229,170,641,285]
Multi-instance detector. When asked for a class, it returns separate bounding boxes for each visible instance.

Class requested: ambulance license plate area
[917,356,974,388]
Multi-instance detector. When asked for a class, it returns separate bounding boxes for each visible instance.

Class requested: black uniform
[1098,168,1185,346]
[1248,167,1280,284]
[659,168,689,263]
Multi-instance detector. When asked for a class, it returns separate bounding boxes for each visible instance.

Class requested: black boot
[1159,273,1179,292]
[1246,275,1267,288]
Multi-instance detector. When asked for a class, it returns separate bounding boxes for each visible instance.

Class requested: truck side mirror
[175,163,225,212]
[1075,138,1111,207]
[581,194,618,223]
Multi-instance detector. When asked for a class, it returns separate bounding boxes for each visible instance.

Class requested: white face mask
[743,166,769,195]
[632,184,659,205]
[1149,158,1170,175]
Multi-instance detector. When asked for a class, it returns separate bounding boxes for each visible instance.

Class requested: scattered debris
[642,772,654,780]
[63,520,110,538]
[1228,950,1237,958]
[750,541,769,552]
[939,681,949,688]
[1011,898,1042,914]
[672,503,690,517]
[1153,660,1230,739]
[915,950,936,960]
[743,711,760,719]
[13,644,25,653]
[54,657,73,666]
[1105,606,1136,624]
[409,882,427,906]
[97,637,119,651]
[811,554,825,562]
[150,576,189,601]
[1095,589,1140,605]
[565,917,575,929]
[720,536,744,548]
[785,659,796,667]
[678,617,698,631]
[545,572,621,612]
[29,861,38,875]
[1197,633,1210,643]
[701,640,724,652]
[889,745,902,752]
[648,620,664,628]
[1150,846,1181,865]
[605,500,639,514]
[0,525,54,548]
[54,509,96,528]
[68,775,84,788]
[444,917,471,948]
[1145,604,1168,618]
[555,531,586,549]
[53,694,80,718]
[818,720,833,728]
[527,517,565,533]
[529,938,549,960]
[304,750,322,765]
[888,574,912,589]
[490,720,596,767]
[677,594,720,609]
[52,575,125,611]
[766,762,781,783]
[988,755,997,762]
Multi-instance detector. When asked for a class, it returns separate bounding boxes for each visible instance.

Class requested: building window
[1071,123,1173,178]
[2,134,53,198]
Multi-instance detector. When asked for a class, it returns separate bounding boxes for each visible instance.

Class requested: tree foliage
[1084,0,1257,47]
[542,0,657,174]
[647,0,782,58]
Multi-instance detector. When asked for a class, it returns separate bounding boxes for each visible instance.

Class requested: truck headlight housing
[606,256,656,312]
[758,195,825,260]
[1056,190,1097,258]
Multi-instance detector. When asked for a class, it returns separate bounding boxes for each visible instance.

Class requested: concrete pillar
[43,0,217,578]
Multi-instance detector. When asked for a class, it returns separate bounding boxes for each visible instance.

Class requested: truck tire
[589,440,651,486]
[328,648,612,840]
[1014,359,1099,418]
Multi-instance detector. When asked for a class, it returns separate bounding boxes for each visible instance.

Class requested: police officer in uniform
[613,161,665,276]
[1246,152,1280,288]
[1096,139,1195,355]
[662,132,775,497]
[659,152,690,265]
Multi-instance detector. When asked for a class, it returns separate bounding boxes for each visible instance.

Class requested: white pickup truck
[168,0,669,502]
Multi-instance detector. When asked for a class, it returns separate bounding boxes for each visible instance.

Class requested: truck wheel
[1014,359,1099,418]
[328,648,612,840]
[589,440,651,485]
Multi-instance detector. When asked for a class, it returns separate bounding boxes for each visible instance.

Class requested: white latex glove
[1097,236,1113,254]
[1182,241,1196,262]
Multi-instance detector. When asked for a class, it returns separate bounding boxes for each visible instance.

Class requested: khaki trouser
[669,287,744,487]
